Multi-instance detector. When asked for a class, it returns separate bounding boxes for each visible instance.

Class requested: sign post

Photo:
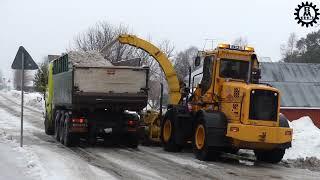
[20,51,24,147]
[12,46,38,147]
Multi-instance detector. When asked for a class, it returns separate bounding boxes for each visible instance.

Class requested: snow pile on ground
[1,90,44,112]
[0,129,44,180]
[68,51,112,67]
[283,157,320,172]
[284,116,320,160]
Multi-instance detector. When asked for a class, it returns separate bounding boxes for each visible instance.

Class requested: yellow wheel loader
[102,35,292,163]
[161,44,292,162]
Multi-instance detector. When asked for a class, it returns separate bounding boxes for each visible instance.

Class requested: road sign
[12,46,38,70]
[11,46,38,147]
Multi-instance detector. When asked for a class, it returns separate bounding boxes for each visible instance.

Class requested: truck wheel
[54,111,61,141]
[254,148,285,163]
[44,115,54,135]
[193,119,220,161]
[160,115,182,152]
[59,112,65,144]
[126,133,139,148]
[63,113,78,147]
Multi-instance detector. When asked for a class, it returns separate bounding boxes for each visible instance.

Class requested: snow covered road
[0,91,320,180]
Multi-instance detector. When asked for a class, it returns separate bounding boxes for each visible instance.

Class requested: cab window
[219,59,249,81]
[200,56,214,95]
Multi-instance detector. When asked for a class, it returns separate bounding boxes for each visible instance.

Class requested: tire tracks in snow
[88,147,218,180]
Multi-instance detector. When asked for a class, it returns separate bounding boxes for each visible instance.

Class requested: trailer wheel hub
[163,119,172,142]
[195,124,205,150]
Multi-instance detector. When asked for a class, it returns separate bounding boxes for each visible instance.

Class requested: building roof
[260,62,320,108]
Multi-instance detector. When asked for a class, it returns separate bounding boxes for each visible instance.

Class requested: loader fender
[195,110,229,147]
[278,113,292,149]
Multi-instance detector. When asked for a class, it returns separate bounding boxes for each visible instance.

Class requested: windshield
[219,58,249,81]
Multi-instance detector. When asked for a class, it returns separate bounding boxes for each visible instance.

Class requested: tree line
[281,29,320,63]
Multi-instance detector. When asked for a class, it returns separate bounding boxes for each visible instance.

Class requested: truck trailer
[44,51,149,147]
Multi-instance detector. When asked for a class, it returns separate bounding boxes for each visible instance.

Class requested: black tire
[44,115,54,135]
[160,112,182,152]
[54,111,61,141]
[279,114,290,127]
[254,148,285,163]
[224,147,239,154]
[63,113,79,147]
[193,119,220,161]
[126,133,139,148]
[59,112,65,144]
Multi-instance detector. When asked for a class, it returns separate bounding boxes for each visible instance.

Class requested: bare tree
[280,33,299,62]
[174,46,198,80]
[73,21,135,63]
[233,37,248,46]
[158,39,175,59]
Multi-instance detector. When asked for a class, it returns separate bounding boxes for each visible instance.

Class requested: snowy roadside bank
[0,125,44,180]
[0,90,44,112]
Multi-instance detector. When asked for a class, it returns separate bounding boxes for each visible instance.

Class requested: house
[260,62,320,128]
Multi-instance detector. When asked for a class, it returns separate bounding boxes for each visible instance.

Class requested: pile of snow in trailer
[67,51,113,67]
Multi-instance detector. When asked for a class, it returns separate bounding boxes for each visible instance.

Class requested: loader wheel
[54,111,61,141]
[254,148,285,163]
[193,120,220,161]
[161,117,182,152]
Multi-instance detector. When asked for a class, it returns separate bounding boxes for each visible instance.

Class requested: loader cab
[194,44,259,88]
[191,44,260,110]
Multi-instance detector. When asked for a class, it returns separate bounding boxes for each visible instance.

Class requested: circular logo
[294,1,320,27]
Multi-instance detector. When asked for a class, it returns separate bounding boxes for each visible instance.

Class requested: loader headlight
[230,127,239,132]
[285,130,292,136]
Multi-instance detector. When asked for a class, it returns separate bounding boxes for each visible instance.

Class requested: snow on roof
[67,51,113,67]
[260,62,320,107]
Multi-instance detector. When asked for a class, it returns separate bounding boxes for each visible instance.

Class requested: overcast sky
[1,0,319,80]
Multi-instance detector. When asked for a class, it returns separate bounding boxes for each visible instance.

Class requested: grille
[234,88,240,98]
[249,89,278,121]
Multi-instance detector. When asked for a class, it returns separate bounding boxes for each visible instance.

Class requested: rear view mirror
[251,68,261,83]
[195,56,201,67]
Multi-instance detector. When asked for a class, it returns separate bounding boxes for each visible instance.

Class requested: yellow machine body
[190,47,292,150]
